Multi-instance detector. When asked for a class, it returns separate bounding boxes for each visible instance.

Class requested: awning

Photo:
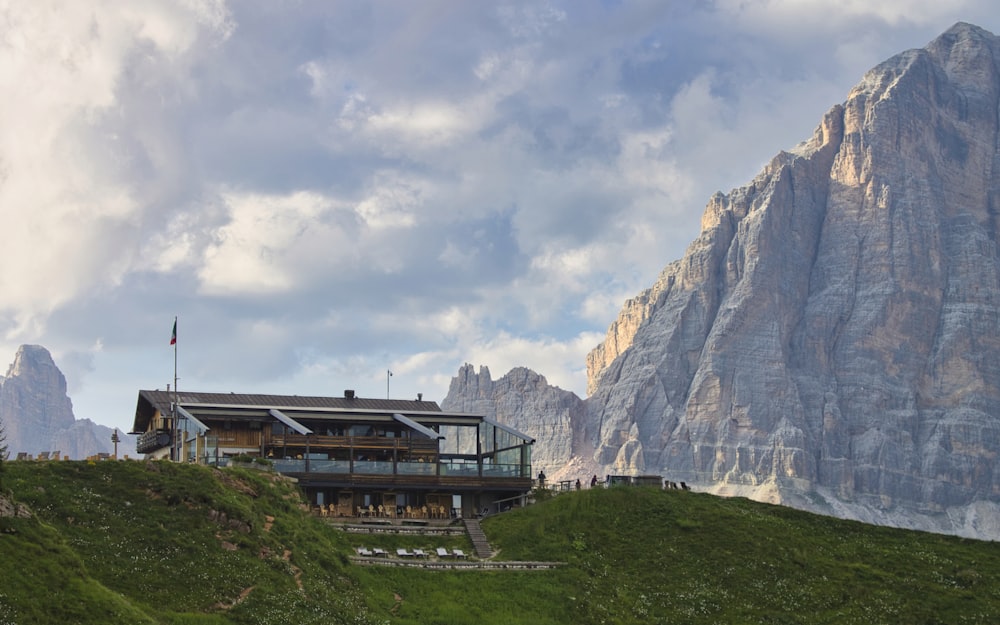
[269,409,313,435]
[177,406,211,434]
[483,415,535,443]
[393,413,445,439]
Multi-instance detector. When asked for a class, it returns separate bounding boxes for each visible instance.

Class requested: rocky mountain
[0,345,116,460]
[441,365,593,478]
[445,23,1000,539]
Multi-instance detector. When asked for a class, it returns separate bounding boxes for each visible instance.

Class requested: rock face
[445,23,1000,539]
[0,345,115,460]
[441,365,593,478]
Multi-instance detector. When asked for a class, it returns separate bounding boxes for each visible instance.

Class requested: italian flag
[170,319,177,346]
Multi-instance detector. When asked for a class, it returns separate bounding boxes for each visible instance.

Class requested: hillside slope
[3,462,1000,624]
[0,460,370,625]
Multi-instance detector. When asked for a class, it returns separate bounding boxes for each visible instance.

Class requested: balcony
[246,457,531,492]
[136,430,171,454]
[268,434,439,458]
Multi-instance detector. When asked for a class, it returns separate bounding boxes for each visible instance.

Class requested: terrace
[131,389,535,518]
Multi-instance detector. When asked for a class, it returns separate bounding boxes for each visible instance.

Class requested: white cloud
[497,3,568,39]
[0,0,229,336]
[364,103,474,146]
[716,0,981,28]
[3,0,999,436]
[463,330,602,396]
[198,190,357,295]
[580,289,641,326]
[354,175,425,230]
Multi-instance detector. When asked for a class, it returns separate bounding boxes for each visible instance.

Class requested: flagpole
[387,369,392,399]
[172,316,178,462]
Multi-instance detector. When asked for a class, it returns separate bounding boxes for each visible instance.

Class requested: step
[463,518,494,559]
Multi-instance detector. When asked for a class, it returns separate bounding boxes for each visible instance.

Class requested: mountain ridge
[446,22,1000,540]
[0,344,115,460]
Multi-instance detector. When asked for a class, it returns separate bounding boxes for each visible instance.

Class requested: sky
[2,0,1000,436]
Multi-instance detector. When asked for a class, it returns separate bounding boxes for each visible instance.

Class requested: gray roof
[132,389,444,434]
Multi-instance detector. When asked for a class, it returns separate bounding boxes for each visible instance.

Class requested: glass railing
[351,460,394,475]
[308,460,351,474]
[482,464,523,477]
[259,457,531,479]
[272,459,306,473]
[396,462,437,475]
[439,461,480,476]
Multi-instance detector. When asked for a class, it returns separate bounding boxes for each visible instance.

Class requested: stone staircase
[463,518,493,559]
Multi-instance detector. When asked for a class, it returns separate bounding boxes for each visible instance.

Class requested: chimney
[417,393,423,401]
[344,389,355,399]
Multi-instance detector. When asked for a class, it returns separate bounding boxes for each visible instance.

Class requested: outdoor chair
[356,547,373,557]
[372,548,388,557]
[413,549,428,558]
[452,549,467,559]
[396,548,414,558]
[436,547,450,558]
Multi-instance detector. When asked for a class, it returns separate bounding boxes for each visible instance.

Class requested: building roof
[131,389,446,434]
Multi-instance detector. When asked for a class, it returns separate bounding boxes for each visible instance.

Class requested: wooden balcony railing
[268,434,439,456]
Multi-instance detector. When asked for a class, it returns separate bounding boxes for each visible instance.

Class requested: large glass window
[349,424,376,437]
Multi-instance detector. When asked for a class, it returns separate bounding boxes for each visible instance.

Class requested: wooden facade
[131,389,535,517]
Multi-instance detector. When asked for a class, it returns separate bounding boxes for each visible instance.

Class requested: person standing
[590,474,598,488]
[538,470,546,488]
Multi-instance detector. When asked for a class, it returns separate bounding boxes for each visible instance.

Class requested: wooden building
[130,389,534,518]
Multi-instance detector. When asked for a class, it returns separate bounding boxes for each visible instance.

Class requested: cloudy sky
[2,1,999,436]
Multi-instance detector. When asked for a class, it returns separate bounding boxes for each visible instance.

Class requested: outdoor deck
[349,556,563,570]
[291,469,532,492]
[341,516,564,571]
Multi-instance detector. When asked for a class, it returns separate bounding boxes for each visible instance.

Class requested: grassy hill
[1,461,999,624]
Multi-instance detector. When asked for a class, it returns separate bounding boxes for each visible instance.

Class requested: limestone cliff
[0,345,115,459]
[441,364,594,479]
[446,23,1000,539]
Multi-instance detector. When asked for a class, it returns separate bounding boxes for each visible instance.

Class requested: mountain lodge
[130,389,535,518]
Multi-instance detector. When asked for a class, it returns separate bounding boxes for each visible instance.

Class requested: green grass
[2,462,1000,624]
[483,487,1000,624]
[0,460,370,625]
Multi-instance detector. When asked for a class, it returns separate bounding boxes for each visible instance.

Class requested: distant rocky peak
[5,345,69,395]
[443,363,596,481]
[446,364,495,400]
[0,344,113,459]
